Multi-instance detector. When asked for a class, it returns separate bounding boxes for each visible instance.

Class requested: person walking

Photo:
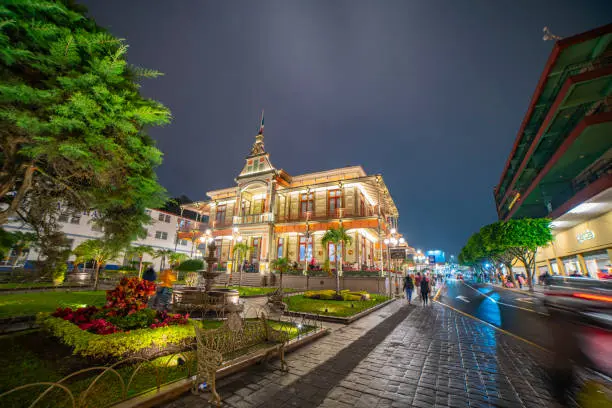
[142,266,156,282]
[403,274,415,305]
[421,276,430,306]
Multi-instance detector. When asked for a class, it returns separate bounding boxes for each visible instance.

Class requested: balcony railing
[177,221,206,232]
[233,212,274,225]
[275,208,378,223]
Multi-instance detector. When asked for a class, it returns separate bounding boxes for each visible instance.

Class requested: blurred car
[542,276,612,405]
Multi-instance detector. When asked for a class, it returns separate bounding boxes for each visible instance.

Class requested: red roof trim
[498,66,612,210]
[496,23,612,193]
[504,111,612,220]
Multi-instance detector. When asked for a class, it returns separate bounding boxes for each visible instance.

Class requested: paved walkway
[164,300,556,408]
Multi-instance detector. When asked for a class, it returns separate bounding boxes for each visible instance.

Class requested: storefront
[536,210,612,279]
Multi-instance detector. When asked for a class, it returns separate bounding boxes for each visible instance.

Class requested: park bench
[193,316,289,405]
[172,289,225,314]
[266,287,288,313]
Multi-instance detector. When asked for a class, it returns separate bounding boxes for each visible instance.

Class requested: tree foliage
[271,257,289,290]
[321,226,353,294]
[0,0,171,248]
[459,219,553,291]
[73,239,120,290]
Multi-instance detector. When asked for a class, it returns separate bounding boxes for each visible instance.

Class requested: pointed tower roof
[237,111,276,180]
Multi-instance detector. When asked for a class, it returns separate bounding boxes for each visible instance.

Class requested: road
[436,278,554,350]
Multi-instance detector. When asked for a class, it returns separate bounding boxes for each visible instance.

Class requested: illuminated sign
[576,230,595,244]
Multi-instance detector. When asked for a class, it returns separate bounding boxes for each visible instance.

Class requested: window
[165,214,171,223]
[361,236,366,265]
[58,213,69,223]
[158,213,165,221]
[251,238,261,263]
[328,242,343,262]
[215,205,226,224]
[241,201,251,216]
[299,236,313,262]
[277,237,284,259]
[359,194,366,216]
[145,209,152,216]
[328,190,342,216]
[300,193,314,218]
[155,231,168,240]
[179,239,188,246]
[70,215,81,224]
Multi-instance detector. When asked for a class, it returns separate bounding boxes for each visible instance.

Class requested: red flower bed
[51,277,188,335]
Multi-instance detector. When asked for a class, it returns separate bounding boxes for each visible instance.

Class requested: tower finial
[258,109,264,135]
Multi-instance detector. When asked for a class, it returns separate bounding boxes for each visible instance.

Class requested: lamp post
[198,228,213,269]
[383,228,404,297]
[231,227,242,285]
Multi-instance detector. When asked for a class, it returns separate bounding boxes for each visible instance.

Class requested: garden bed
[282,292,393,324]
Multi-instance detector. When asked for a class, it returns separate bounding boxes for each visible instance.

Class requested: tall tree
[321,226,353,294]
[497,218,553,291]
[7,231,36,267]
[153,249,173,270]
[231,242,250,287]
[73,239,119,290]
[125,245,155,277]
[0,0,171,248]
[480,223,517,283]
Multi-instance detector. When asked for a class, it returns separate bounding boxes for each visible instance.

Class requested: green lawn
[283,294,389,317]
[0,291,107,319]
[0,319,314,407]
[0,282,56,290]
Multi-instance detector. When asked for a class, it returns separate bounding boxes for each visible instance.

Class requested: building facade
[180,127,399,274]
[494,24,612,279]
[2,208,198,268]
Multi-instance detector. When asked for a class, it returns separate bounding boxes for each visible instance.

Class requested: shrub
[38,314,198,359]
[177,259,204,272]
[303,289,372,301]
[105,277,156,314]
[52,263,67,286]
[185,272,199,286]
[105,308,157,331]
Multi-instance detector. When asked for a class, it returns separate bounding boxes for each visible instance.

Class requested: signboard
[428,255,436,264]
[389,248,407,260]
[576,230,595,244]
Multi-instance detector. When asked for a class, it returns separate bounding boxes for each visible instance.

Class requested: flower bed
[304,289,371,301]
[284,293,389,317]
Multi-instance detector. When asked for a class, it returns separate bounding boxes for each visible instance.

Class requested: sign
[389,248,407,260]
[576,230,595,244]
[428,255,436,264]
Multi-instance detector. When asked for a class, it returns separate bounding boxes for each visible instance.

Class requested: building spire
[250,109,266,155]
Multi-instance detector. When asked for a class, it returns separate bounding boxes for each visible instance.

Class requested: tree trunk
[280,271,283,290]
[138,256,143,278]
[335,258,340,294]
[93,262,101,291]
[238,262,243,288]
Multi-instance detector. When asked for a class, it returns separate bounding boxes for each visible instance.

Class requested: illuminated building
[494,24,612,278]
[180,119,399,274]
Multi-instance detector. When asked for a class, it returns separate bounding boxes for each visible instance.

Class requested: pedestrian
[517,274,525,289]
[403,274,415,305]
[421,276,430,305]
[414,272,422,303]
[142,265,156,282]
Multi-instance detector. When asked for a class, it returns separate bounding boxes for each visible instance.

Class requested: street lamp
[384,229,404,297]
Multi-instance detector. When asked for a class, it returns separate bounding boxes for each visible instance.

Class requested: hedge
[37,314,202,359]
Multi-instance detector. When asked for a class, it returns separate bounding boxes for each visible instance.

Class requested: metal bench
[193,315,289,405]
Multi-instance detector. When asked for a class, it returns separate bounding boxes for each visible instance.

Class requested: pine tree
[0,0,171,247]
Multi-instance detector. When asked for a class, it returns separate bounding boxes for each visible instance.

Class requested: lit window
[328,242,343,262]
[300,193,314,218]
[277,237,284,259]
[299,236,313,262]
[328,190,342,216]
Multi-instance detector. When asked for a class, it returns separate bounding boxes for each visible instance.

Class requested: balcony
[233,212,274,225]
[276,208,379,223]
[177,220,206,232]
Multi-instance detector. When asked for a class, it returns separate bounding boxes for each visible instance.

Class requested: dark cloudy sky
[80,0,611,256]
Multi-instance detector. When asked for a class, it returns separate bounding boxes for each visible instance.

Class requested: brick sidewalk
[163,301,556,408]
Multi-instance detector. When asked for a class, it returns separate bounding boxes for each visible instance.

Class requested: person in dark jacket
[420,277,430,306]
[142,266,156,282]
[403,274,415,305]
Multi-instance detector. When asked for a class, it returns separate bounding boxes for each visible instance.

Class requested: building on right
[494,23,612,279]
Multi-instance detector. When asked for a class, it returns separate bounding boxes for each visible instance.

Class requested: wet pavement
[163,293,557,408]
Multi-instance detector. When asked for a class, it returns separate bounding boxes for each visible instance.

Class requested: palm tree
[73,239,120,290]
[168,252,189,280]
[154,249,174,270]
[125,245,155,277]
[232,242,250,287]
[271,257,289,290]
[321,226,353,294]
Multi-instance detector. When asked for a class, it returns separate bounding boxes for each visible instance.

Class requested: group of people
[402,272,436,306]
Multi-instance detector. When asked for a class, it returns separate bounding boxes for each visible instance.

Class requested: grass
[0,319,314,407]
[0,283,56,290]
[0,291,107,319]
[283,294,389,317]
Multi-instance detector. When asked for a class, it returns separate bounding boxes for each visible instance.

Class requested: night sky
[80,0,611,257]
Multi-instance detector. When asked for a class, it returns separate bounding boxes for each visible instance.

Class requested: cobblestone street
[163,300,556,408]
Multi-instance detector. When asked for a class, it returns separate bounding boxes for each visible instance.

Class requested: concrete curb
[282,298,396,324]
[112,327,329,408]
